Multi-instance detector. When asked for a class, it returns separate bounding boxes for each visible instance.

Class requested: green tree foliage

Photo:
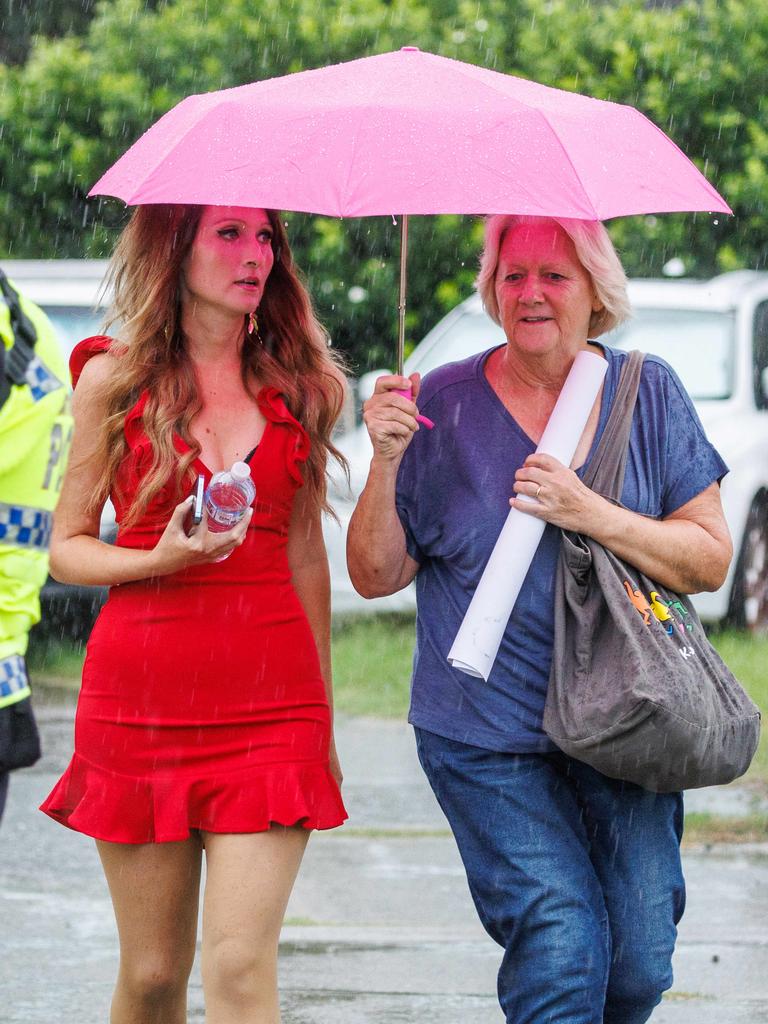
[0,0,99,65]
[0,0,766,369]
[498,0,768,276]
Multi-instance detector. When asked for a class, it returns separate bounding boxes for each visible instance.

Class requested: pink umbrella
[90,46,731,391]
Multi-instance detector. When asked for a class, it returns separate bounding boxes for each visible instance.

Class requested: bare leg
[200,826,310,1024]
[97,837,203,1024]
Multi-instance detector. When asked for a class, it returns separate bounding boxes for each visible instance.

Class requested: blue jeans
[415,728,685,1024]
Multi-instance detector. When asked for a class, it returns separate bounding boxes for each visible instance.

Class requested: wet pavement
[1,688,767,1023]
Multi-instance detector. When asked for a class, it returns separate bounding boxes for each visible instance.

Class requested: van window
[753,301,768,410]
[408,306,735,402]
[409,311,504,377]
[44,306,106,357]
[606,309,735,400]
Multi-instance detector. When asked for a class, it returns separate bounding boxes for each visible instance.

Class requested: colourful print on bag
[649,591,673,628]
[624,579,695,649]
[622,580,652,624]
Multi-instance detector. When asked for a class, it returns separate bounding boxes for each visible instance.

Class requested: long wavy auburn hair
[93,204,348,528]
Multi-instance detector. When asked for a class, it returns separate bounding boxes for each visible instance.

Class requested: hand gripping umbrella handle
[395,388,435,430]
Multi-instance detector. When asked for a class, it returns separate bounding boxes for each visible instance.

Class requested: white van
[2,259,110,356]
[325,272,768,631]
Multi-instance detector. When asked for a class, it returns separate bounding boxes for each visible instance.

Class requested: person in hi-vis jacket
[0,268,72,822]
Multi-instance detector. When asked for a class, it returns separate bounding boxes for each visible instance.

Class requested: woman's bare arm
[513,454,732,594]
[346,374,421,598]
[50,354,250,586]
[590,483,731,593]
[287,486,342,785]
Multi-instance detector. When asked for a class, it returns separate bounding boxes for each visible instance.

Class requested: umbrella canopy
[90,47,730,221]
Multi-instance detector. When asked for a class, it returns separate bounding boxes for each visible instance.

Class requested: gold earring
[248,310,258,335]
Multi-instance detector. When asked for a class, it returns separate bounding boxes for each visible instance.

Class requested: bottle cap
[231,461,252,480]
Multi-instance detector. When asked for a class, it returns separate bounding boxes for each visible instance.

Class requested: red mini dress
[41,337,347,843]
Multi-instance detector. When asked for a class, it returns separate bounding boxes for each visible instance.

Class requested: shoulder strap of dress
[70,335,115,389]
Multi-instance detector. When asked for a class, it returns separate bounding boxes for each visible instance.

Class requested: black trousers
[0,771,8,823]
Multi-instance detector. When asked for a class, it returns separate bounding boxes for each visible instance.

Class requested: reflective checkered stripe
[24,356,63,403]
[0,502,53,550]
[0,654,30,708]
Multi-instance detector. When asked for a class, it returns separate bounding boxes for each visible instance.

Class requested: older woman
[347,215,732,1023]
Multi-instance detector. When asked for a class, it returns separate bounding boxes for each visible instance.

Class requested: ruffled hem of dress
[39,752,347,844]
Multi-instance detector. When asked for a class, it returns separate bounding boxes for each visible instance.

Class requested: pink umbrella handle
[395,387,435,429]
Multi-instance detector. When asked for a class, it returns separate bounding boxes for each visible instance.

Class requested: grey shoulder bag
[543,350,761,792]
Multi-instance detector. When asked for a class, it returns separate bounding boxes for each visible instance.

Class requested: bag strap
[580,349,645,501]
[0,267,39,412]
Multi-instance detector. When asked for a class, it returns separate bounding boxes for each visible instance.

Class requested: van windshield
[407,311,505,376]
[44,306,106,358]
[606,308,735,400]
[409,307,736,402]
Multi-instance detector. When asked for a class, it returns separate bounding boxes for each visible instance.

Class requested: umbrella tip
[400,46,420,52]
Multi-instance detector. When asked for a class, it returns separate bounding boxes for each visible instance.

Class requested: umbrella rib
[530,119,599,219]
[340,105,365,217]
[119,95,222,204]
[444,60,602,218]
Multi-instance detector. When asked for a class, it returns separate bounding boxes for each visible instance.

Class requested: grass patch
[710,631,768,784]
[26,613,418,714]
[23,617,768,791]
[330,619,768,788]
[663,991,713,1003]
[26,635,85,688]
[683,811,768,846]
[331,614,415,717]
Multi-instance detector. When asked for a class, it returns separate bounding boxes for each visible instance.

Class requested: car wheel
[727,492,768,633]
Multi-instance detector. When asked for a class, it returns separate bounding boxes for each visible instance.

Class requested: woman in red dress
[40,204,348,1023]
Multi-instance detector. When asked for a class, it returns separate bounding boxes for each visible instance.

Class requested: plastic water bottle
[205,461,256,544]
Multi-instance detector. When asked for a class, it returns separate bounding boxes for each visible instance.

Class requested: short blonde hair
[476,215,631,338]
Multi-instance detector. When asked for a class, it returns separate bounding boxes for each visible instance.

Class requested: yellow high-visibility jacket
[0,284,72,708]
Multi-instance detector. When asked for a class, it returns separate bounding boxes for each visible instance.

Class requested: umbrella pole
[397,214,408,376]
[394,215,435,431]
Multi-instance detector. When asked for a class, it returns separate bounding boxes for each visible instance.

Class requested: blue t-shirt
[395,343,729,753]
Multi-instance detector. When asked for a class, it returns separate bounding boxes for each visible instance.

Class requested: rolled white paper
[447,350,608,681]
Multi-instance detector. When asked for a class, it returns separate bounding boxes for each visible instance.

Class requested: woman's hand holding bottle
[150,494,253,575]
